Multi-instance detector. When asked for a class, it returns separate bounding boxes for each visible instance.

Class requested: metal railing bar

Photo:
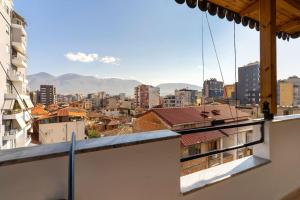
[68,132,76,200]
[180,121,265,162]
[177,120,264,135]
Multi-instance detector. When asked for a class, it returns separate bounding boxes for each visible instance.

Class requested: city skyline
[15,0,300,86]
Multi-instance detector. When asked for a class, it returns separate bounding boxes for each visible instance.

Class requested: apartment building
[175,89,198,107]
[36,107,86,144]
[285,76,300,105]
[163,95,177,108]
[0,0,33,149]
[38,85,56,106]
[134,84,160,109]
[133,105,252,175]
[203,78,224,99]
[278,81,294,107]
[237,62,260,105]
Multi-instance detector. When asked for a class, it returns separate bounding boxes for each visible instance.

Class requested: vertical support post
[68,132,76,200]
[260,0,277,119]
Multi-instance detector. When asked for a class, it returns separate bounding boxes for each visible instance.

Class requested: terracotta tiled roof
[180,125,253,147]
[181,130,224,147]
[151,105,250,126]
[57,107,86,117]
[31,105,49,116]
[107,120,120,126]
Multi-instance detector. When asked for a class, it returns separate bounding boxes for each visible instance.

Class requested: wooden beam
[277,19,300,32]
[240,1,259,16]
[260,0,277,117]
[278,0,300,17]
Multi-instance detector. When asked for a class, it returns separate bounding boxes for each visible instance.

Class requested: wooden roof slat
[240,1,259,16]
[278,0,300,17]
[176,0,300,39]
[277,19,300,32]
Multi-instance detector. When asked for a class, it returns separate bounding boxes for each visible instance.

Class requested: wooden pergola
[175,0,300,119]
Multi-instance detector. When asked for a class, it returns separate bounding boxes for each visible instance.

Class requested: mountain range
[27,72,202,96]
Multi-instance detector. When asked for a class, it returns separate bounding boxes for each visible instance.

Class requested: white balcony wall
[182,116,300,200]
[0,131,181,200]
[1,118,300,199]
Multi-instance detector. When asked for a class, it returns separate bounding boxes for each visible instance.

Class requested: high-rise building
[175,89,198,107]
[134,84,160,109]
[237,62,260,105]
[203,78,224,99]
[38,85,57,106]
[0,0,33,149]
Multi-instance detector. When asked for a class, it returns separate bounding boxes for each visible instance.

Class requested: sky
[14,0,300,86]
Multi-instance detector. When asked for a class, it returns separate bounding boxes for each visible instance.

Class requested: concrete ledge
[181,155,270,195]
[0,130,179,167]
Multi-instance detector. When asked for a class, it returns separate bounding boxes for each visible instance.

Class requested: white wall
[2,118,300,199]
[0,133,180,200]
[182,118,300,200]
[39,121,86,144]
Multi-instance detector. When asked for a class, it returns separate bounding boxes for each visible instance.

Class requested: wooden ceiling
[175,0,300,40]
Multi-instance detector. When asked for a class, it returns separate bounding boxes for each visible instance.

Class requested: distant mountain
[157,83,202,96]
[28,73,202,96]
[28,73,141,95]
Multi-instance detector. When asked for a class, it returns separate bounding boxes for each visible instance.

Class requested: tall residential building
[0,0,33,149]
[203,78,224,99]
[38,85,57,106]
[134,84,160,109]
[175,89,198,107]
[237,62,260,105]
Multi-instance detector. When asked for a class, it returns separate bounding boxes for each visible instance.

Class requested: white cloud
[65,52,120,65]
[65,52,99,63]
[99,56,120,65]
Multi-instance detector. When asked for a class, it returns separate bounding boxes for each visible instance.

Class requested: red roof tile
[152,105,250,126]
[181,130,225,147]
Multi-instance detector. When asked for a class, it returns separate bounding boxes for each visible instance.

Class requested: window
[208,140,218,151]
[5,24,9,34]
[188,144,201,156]
[6,44,10,54]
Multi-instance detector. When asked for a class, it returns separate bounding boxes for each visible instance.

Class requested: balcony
[12,53,27,68]
[11,35,26,55]
[0,115,300,199]
[2,129,22,140]
[11,23,26,37]
[7,70,25,82]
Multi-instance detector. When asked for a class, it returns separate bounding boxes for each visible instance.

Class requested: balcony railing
[2,116,300,199]
[12,53,27,68]
[7,69,25,82]
[177,120,265,162]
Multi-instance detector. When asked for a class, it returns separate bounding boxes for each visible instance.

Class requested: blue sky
[15,0,300,86]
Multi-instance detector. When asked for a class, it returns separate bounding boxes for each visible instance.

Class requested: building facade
[237,62,260,105]
[134,84,160,109]
[286,76,300,106]
[203,78,224,100]
[278,81,294,107]
[38,85,56,106]
[175,89,197,107]
[224,84,235,99]
[0,0,33,149]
